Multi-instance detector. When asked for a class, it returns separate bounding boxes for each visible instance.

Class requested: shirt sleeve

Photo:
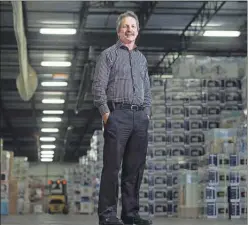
[92,51,110,116]
[143,65,152,117]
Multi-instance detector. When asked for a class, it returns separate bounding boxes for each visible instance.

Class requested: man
[92,10,152,225]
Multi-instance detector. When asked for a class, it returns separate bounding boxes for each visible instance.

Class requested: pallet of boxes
[0,142,30,215]
[1,140,13,215]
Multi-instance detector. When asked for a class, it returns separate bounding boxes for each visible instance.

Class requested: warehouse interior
[0,1,247,225]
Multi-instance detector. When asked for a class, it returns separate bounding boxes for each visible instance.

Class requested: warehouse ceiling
[0,1,247,162]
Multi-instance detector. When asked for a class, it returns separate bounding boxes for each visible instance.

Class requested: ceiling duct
[11,1,38,101]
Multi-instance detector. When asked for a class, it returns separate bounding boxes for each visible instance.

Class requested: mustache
[125,32,134,35]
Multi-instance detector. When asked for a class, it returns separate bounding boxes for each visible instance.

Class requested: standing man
[92,10,152,225]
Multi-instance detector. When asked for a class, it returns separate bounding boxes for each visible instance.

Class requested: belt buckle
[131,105,138,110]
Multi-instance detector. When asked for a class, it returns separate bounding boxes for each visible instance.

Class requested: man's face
[118,16,139,44]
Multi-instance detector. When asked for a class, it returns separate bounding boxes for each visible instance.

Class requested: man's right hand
[102,112,110,124]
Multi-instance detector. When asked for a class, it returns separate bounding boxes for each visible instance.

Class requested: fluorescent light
[40,137,56,142]
[244,109,247,116]
[41,158,53,162]
[41,21,76,25]
[42,99,65,104]
[40,28,77,35]
[41,61,71,67]
[41,81,68,87]
[161,75,174,78]
[41,144,56,149]
[43,92,64,95]
[41,150,54,155]
[203,30,240,37]
[191,22,222,27]
[42,117,62,122]
[43,110,64,114]
[41,154,54,158]
[41,128,59,133]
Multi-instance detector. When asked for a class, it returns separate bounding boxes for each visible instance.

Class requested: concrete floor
[0,215,247,225]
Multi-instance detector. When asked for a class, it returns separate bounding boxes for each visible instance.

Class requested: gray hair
[116,11,140,32]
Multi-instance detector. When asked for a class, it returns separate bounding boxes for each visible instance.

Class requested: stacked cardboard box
[90,130,104,214]
[79,155,95,214]
[178,171,200,218]
[12,157,30,214]
[163,78,244,218]
[64,161,95,214]
[147,76,167,217]
[0,146,13,215]
[241,74,247,111]
[164,79,205,217]
[198,128,247,219]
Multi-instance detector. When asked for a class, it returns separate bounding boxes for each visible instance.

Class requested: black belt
[107,102,144,111]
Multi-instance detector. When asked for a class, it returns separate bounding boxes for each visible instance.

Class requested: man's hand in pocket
[102,112,110,124]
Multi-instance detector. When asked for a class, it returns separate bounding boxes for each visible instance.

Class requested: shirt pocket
[114,63,131,80]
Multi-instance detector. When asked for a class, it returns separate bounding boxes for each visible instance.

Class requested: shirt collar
[116,39,138,51]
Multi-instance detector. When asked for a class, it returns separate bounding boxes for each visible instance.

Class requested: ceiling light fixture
[43,92,65,95]
[41,144,56,149]
[41,158,53,162]
[43,110,64,114]
[42,99,65,104]
[41,81,68,87]
[41,128,59,133]
[42,117,62,122]
[40,154,54,158]
[41,61,71,67]
[203,30,240,37]
[40,150,54,155]
[40,137,56,142]
[244,109,247,116]
[40,28,77,35]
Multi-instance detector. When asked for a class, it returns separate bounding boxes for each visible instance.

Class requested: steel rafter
[153,1,226,74]
[63,2,90,118]
[60,2,90,160]
[238,20,247,45]
[138,1,158,33]
[74,49,95,114]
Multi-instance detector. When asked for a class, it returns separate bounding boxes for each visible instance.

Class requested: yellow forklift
[47,179,69,214]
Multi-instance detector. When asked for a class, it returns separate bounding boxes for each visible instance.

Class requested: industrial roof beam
[153,1,226,73]
[60,2,90,160]
[138,1,158,32]
[63,2,90,117]
[3,30,244,49]
[74,46,95,114]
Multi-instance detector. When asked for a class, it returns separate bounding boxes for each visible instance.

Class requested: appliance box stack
[147,76,168,217]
